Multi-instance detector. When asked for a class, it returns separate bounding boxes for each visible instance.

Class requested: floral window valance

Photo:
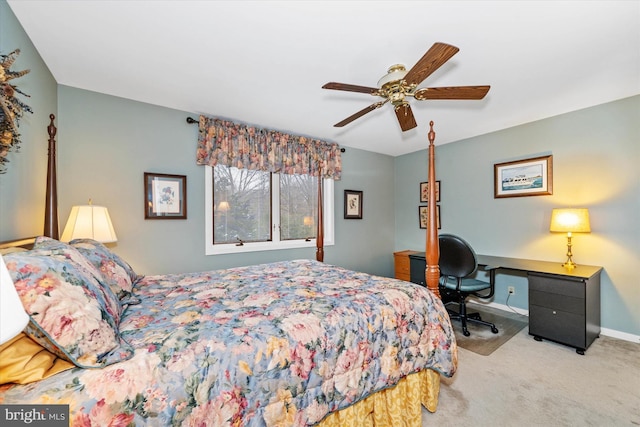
[196,115,341,180]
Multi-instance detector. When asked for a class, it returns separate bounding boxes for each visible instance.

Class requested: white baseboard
[474,301,640,344]
[466,299,529,316]
[600,327,640,343]
[482,301,529,316]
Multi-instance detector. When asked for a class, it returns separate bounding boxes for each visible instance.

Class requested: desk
[408,252,603,354]
[475,255,602,279]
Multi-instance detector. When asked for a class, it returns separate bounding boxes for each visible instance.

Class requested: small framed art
[420,181,440,203]
[494,155,553,198]
[144,172,187,219]
[344,190,363,219]
[419,205,441,229]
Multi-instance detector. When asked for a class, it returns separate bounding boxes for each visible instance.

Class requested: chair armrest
[472,266,497,299]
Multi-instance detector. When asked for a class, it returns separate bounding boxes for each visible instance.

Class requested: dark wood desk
[408,252,603,354]
[475,255,602,280]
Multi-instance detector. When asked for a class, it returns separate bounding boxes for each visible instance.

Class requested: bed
[0,118,454,426]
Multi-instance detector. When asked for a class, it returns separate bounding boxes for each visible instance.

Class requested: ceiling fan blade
[394,103,417,132]
[334,100,388,127]
[414,85,490,100]
[322,82,379,94]
[403,42,460,86]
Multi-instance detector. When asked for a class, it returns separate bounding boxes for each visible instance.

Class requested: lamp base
[562,235,577,270]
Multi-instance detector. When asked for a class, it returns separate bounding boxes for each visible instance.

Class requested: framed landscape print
[419,205,441,229]
[344,190,363,219]
[494,155,553,198]
[144,172,187,219]
[420,181,440,203]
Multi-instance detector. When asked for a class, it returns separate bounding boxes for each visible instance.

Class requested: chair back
[439,234,478,279]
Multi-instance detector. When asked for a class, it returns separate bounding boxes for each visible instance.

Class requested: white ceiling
[7,1,640,157]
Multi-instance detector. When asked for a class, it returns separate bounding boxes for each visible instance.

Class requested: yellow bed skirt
[317,369,441,427]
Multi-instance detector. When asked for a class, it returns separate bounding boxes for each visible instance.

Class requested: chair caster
[463,329,471,337]
[491,326,499,334]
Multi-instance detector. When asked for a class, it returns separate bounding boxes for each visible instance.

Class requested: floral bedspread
[0,259,457,426]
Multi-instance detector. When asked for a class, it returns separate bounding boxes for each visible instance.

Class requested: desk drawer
[528,273,585,298]
[529,304,585,348]
[394,251,415,282]
[395,257,410,275]
[529,290,584,315]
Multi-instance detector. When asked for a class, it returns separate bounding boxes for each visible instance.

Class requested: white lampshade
[550,208,591,234]
[0,255,29,345]
[61,204,118,243]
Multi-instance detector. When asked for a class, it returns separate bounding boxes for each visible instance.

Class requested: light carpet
[421,312,640,426]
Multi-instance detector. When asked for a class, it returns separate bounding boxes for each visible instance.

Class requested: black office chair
[439,234,499,337]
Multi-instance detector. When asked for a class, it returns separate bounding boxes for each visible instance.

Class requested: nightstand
[393,250,418,281]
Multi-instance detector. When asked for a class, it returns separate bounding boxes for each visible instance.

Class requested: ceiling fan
[322,42,490,132]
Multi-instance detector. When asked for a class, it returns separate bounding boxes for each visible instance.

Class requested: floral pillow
[32,237,123,323]
[4,244,134,368]
[68,239,141,306]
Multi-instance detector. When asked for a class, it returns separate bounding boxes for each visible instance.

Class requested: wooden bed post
[44,114,59,239]
[425,121,440,298]
[316,173,324,262]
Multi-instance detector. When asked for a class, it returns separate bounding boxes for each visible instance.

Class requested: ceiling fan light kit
[322,42,490,132]
[377,64,408,88]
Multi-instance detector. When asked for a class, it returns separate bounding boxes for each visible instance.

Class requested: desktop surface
[409,252,602,279]
[476,255,602,279]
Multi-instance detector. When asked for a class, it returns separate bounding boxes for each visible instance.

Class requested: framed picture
[419,205,441,229]
[144,172,187,219]
[420,180,441,203]
[494,155,553,198]
[344,190,363,219]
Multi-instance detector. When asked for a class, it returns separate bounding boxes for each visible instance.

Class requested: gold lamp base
[562,234,577,270]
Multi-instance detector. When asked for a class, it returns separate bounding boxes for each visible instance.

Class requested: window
[212,166,271,244]
[205,165,334,255]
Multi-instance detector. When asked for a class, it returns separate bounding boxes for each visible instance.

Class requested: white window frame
[205,165,335,255]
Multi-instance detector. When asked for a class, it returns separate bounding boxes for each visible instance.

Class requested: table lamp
[0,255,29,345]
[217,201,230,212]
[60,200,118,243]
[303,216,314,242]
[549,208,591,269]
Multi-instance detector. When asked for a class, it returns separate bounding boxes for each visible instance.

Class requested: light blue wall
[56,86,396,277]
[395,95,640,337]
[0,0,57,238]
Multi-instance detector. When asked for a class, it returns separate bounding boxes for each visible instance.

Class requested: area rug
[447,303,528,356]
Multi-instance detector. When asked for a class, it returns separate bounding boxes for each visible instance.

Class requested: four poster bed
[0,117,454,426]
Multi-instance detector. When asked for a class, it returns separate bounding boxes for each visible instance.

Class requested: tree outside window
[212,165,317,245]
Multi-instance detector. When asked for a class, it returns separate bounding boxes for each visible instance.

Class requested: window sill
[205,238,334,256]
